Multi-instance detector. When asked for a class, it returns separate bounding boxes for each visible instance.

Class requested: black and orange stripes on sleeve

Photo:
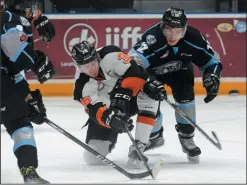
[121,61,149,96]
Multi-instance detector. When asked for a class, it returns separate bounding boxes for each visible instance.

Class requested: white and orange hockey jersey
[73,45,159,144]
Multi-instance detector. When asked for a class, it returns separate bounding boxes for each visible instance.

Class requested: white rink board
[44,13,246,19]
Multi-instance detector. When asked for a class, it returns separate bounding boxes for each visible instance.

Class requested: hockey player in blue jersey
[128,7,223,163]
[1,1,56,182]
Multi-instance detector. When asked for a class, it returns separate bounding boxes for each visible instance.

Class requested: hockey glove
[102,108,134,134]
[27,89,46,125]
[33,15,55,42]
[143,78,167,101]
[33,50,56,84]
[109,88,133,116]
[203,73,220,103]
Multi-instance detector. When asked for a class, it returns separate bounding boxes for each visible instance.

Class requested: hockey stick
[125,125,162,180]
[43,117,160,180]
[34,37,42,43]
[163,98,222,150]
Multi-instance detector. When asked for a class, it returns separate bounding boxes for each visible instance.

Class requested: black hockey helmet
[161,7,188,30]
[71,41,97,65]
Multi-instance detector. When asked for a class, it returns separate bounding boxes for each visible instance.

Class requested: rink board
[28,77,246,96]
[28,13,246,96]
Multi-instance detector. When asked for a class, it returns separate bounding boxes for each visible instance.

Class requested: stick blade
[151,159,163,180]
[212,131,222,150]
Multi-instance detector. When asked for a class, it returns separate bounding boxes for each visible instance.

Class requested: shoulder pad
[184,26,207,47]
[98,45,122,59]
[142,22,161,45]
[2,11,11,23]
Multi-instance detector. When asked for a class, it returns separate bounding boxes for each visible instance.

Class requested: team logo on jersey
[146,34,157,45]
[97,81,105,91]
[153,61,182,75]
[64,23,98,57]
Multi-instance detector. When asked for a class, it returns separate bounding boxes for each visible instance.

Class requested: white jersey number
[137,42,148,54]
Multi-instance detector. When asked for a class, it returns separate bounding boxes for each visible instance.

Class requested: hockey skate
[145,127,165,152]
[127,140,148,169]
[20,166,50,184]
[178,134,201,164]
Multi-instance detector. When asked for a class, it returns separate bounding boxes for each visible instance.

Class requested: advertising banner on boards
[29,14,246,80]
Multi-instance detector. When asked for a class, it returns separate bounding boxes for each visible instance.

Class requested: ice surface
[1,96,246,183]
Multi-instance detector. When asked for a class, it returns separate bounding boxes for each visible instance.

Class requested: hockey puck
[228,90,239,96]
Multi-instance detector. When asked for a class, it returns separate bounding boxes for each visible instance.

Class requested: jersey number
[137,42,148,54]
[206,40,214,52]
[117,52,131,64]
[80,96,92,108]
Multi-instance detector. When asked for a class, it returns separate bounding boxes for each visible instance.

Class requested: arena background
[27,13,246,96]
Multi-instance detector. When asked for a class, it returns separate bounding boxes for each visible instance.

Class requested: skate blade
[24,177,50,184]
[144,143,164,152]
[25,180,50,184]
[187,155,200,164]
